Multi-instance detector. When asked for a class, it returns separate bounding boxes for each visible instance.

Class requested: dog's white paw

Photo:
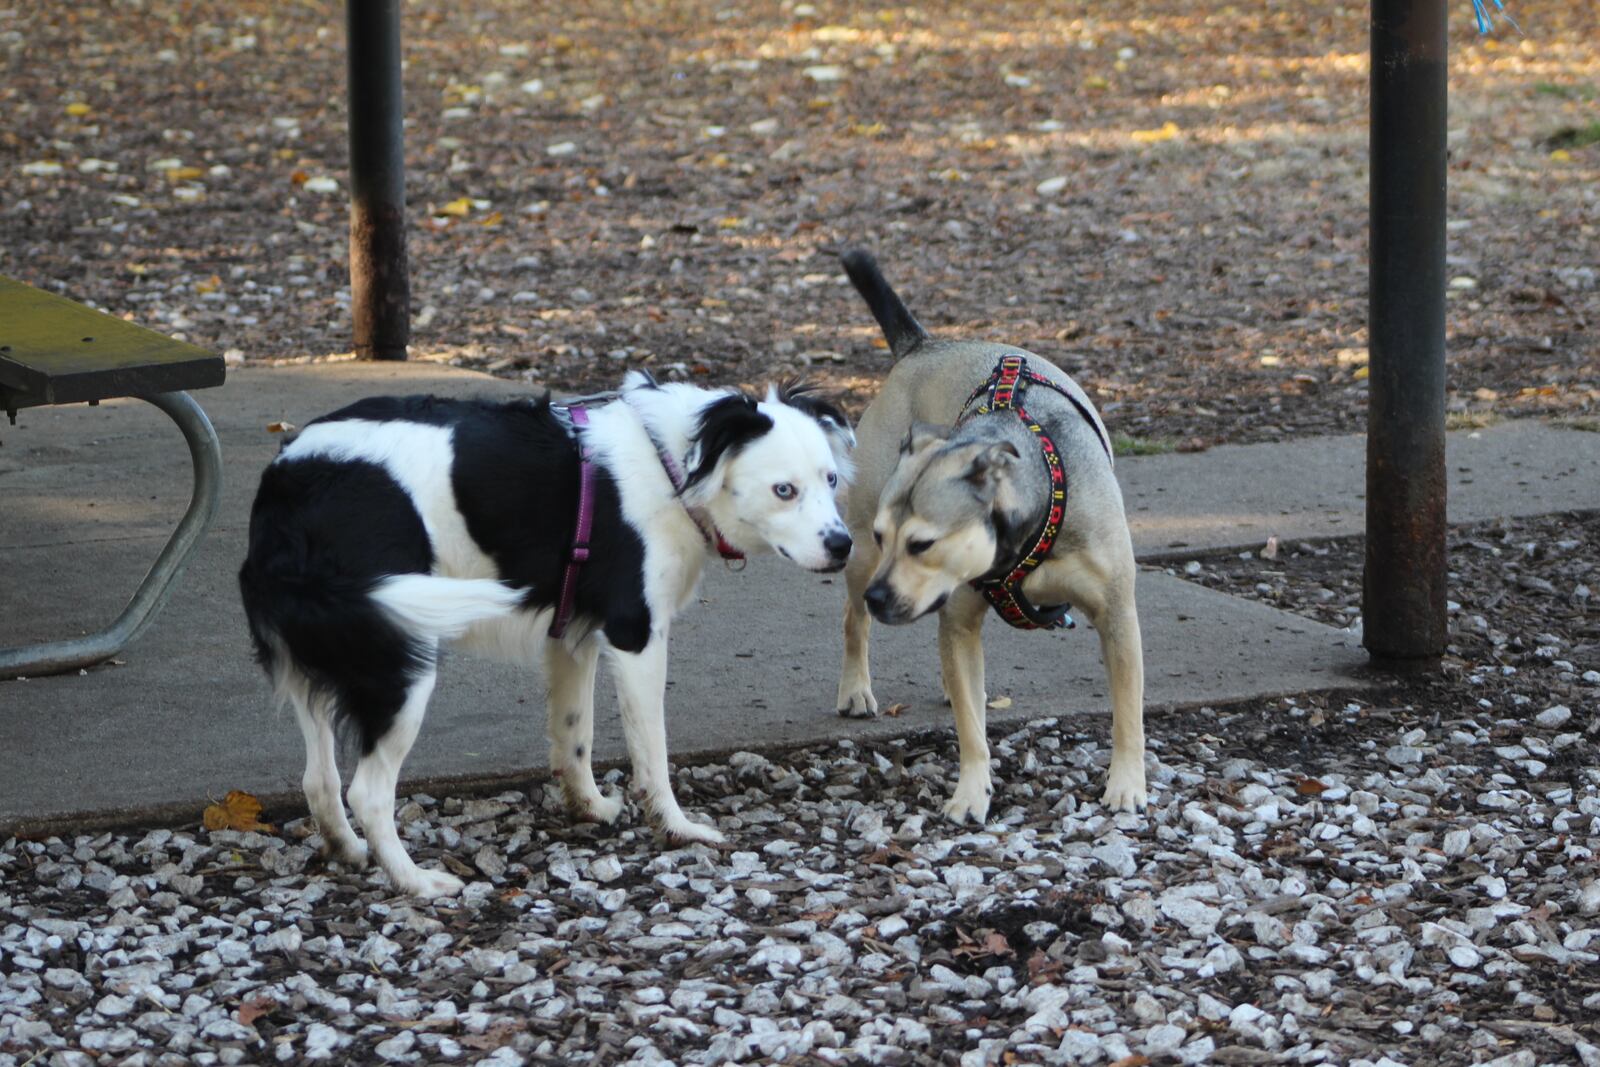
[658,816,726,848]
[580,790,625,825]
[942,777,994,825]
[836,685,879,719]
[321,836,369,870]
[1101,764,1148,813]
[563,779,624,825]
[392,866,465,899]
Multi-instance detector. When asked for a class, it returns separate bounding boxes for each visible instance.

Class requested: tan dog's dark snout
[861,579,944,624]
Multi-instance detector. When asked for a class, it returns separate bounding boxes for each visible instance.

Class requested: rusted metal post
[1365,0,1448,664]
[346,0,409,360]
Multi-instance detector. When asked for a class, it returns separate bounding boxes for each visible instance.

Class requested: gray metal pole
[1365,0,1448,664]
[346,0,410,360]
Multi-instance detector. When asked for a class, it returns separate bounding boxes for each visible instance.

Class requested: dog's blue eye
[773,483,796,500]
[826,472,838,488]
[908,538,935,556]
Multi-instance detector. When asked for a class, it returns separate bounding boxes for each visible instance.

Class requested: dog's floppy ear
[900,422,952,456]
[771,379,856,478]
[683,391,774,497]
[622,368,660,392]
[962,440,1021,499]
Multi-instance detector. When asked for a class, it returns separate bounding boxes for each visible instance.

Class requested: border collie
[239,370,854,897]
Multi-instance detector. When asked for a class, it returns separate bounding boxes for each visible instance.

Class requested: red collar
[642,424,746,564]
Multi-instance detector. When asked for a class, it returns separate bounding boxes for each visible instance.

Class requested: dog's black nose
[825,529,853,561]
[863,582,890,614]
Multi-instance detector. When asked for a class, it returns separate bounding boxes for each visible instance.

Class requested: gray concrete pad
[23,362,1594,832]
[1122,420,1600,558]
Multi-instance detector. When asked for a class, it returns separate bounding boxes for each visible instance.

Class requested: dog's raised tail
[841,249,931,360]
[368,574,525,640]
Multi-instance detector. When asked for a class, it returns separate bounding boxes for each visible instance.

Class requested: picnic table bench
[0,274,225,679]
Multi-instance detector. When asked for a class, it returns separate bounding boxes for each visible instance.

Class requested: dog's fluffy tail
[841,249,931,360]
[368,574,526,640]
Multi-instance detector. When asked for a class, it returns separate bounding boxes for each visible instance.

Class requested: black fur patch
[683,392,773,491]
[776,379,850,436]
[239,457,436,754]
[840,249,931,359]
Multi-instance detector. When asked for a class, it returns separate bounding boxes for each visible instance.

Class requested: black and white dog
[239,371,854,897]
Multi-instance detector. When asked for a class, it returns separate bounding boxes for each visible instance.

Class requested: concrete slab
[1122,420,1600,558]
[11,359,1518,833]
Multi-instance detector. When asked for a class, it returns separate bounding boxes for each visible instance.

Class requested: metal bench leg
[0,391,223,679]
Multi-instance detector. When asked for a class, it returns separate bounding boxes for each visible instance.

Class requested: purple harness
[549,406,597,639]
[548,402,745,639]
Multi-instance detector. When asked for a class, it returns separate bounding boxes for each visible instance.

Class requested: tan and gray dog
[833,250,1146,824]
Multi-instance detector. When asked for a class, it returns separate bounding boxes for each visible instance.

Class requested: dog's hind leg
[290,687,367,869]
[1051,546,1148,811]
[609,635,724,846]
[347,667,464,898]
[835,547,880,717]
[939,589,994,824]
[545,638,622,824]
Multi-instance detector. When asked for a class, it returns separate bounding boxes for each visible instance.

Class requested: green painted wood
[0,275,225,408]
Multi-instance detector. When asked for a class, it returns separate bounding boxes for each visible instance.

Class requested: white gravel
[2,698,1597,1066]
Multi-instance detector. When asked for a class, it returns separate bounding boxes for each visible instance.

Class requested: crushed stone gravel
[4,683,1597,1065]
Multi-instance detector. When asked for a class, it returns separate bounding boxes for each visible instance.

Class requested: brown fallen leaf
[1296,777,1328,796]
[236,994,275,1027]
[883,702,909,718]
[1109,1057,1152,1067]
[459,1021,527,1051]
[202,790,275,834]
[267,421,295,434]
[955,929,1014,959]
[986,696,1013,710]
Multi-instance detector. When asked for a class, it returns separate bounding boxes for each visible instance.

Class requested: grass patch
[1111,432,1177,457]
[1446,411,1501,431]
[1544,121,1600,150]
[1535,82,1597,101]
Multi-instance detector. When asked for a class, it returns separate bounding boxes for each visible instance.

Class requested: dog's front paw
[836,685,879,719]
[580,790,625,825]
[941,776,994,825]
[1101,763,1148,813]
[320,836,370,870]
[658,816,726,848]
[391,866,466,899]
[562,779,624,825]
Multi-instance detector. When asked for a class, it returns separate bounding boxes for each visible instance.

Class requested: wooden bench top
[0,275,226,410]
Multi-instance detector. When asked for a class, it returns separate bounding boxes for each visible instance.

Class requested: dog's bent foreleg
[939,590,993,824]
[545,638,622,824]
[347,668,464,898]
[609,636,725,846]
[836,546,880,717]
[290,686,367,869]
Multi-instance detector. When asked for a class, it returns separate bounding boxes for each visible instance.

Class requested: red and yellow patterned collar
[957,355,1079,631]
